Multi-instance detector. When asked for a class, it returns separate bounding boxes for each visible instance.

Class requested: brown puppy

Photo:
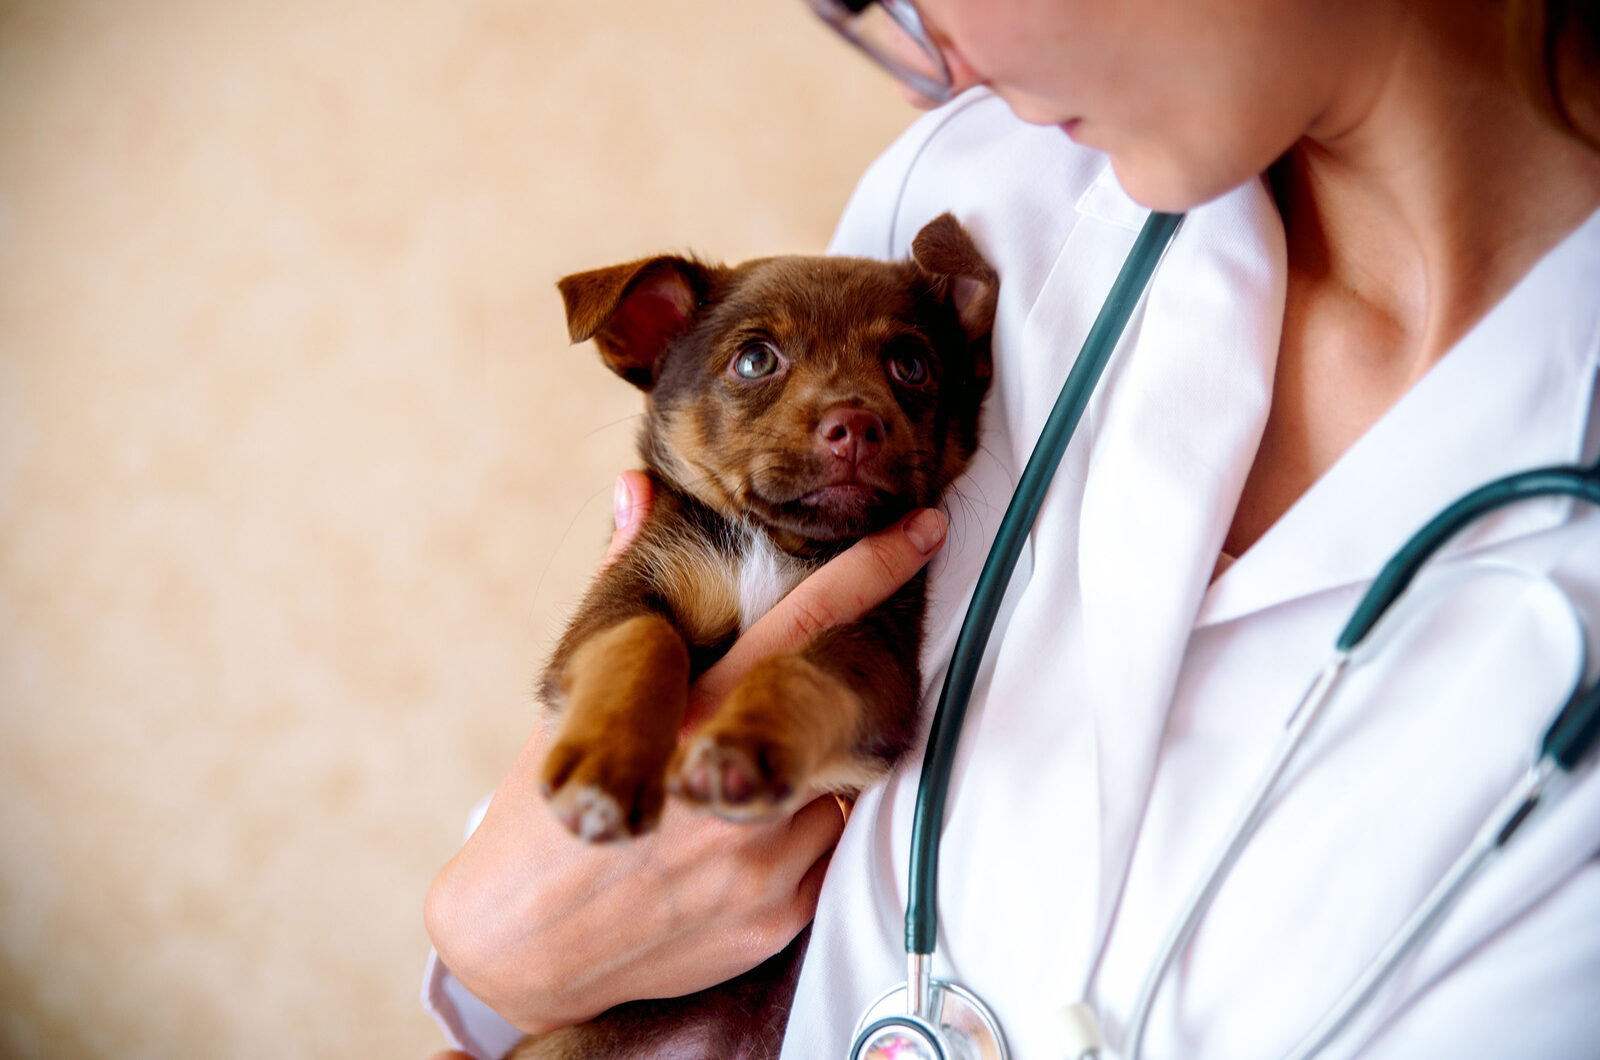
[513,214,995,1058]
[539,213,995,841]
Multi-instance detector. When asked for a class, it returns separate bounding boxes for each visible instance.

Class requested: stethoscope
[848,212,1600,1060]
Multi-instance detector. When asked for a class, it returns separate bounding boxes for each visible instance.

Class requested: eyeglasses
[806,0,955,105]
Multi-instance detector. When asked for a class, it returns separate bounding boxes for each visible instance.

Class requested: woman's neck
[1224,3,1600,558]
[1274,3,1600,384]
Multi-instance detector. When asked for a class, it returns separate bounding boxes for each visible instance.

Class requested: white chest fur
[735,530,809,634]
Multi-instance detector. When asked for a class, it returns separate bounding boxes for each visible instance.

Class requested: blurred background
[0,1,909,1055]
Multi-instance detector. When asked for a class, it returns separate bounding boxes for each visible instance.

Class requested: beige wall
[0,2,910,1055]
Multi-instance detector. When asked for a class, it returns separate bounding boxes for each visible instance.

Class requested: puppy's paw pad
[547,783,627,842]
[671,734,796,818]
[538,740,663,841]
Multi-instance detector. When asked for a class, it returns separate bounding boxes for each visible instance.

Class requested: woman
[426,1,1600,1056]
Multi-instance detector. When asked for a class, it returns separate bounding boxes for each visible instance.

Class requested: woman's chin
[1107,152,1247,215]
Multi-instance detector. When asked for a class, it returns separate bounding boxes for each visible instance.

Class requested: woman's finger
[603,469,653,565]
[693,507,947,707]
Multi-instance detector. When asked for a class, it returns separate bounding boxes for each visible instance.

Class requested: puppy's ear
[911,213,997,342]
[557,257,710,389]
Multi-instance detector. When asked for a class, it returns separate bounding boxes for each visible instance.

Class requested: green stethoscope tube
[886,199,1600,1060]
[1335,459,1600,771]
[905,210,1184,958]
[1338,462,1600,653]
[1546,643,1600,773]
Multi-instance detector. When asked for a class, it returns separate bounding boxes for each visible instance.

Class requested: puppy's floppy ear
[911,213,998,342]
[557,256,710,390]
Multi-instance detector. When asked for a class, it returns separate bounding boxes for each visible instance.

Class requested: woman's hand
[423,471,947,1033]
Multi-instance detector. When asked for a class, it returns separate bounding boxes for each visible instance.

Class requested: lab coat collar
[1076,163,1153,231]
[1196,205,1600,629]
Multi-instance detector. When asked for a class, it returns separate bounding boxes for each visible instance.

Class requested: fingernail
[903,509,947,554]
[613,476,635,529]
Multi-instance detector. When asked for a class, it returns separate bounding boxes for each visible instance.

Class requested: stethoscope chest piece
[850,980,1009,1060]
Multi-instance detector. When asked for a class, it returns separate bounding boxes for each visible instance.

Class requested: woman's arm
[424,471,948,1034]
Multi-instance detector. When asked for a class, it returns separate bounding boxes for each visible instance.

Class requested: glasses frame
[808,0,955,105]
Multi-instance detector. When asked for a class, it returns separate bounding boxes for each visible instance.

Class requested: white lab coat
[426,89,1600,1059]
[780,91,1600,1059]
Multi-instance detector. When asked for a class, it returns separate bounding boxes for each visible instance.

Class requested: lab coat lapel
[1197,206,1600,629]
[1073,173,1283,968]
[916,168,1190,702]
[908,171,1281,1005]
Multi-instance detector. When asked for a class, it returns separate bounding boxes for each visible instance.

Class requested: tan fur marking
[632,530,741,644]
[656,407,745,518]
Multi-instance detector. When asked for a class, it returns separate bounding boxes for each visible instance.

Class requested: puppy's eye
[888,352,930,386]
[731,341,782,380]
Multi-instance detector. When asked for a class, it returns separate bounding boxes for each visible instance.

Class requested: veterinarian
[424,1,1600,1057]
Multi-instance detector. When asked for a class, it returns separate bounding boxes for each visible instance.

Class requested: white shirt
[782,90,1600,1060]
[427,89,1600,1059]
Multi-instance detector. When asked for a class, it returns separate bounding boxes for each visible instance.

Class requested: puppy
[514,214,995,1059]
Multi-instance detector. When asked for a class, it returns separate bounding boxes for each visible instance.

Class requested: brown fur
[519,214,996,1056]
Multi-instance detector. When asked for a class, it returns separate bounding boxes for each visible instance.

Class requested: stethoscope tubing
[906,210,1185,961]
[878,198,1600,1060]
[1339,461,1600,653]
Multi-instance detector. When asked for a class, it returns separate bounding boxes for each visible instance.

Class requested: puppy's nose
[817,407,885,465]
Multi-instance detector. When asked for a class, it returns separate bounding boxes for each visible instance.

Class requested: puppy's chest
[651,525,812,645]
[731,530,810,634]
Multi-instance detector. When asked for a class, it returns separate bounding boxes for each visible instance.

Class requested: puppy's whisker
[942,484,987,554]
[585,412,647,440]
[528,479,622,623]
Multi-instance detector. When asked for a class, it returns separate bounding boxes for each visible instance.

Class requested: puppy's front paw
[668,653,860,820]
[540,738,666,842]
[539,614,691,841]
[671,730,800,818]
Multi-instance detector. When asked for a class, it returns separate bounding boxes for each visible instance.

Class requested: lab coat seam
[885,89,1008,258]
[1571,320,1600,464]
